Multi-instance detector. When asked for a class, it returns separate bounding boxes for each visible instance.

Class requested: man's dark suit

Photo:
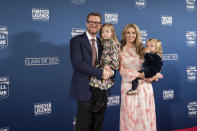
[69,32,103,100]
[69,32,106,131]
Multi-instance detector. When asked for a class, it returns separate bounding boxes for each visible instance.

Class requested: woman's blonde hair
[100,23,119,44]
[146,38,163,57]
[120,23,144,58]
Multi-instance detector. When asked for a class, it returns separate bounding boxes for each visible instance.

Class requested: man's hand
[102,69,110,80]
[104,65,114,77]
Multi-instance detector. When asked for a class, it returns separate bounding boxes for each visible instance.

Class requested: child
[126,38,163,95]
[89,23,120,111]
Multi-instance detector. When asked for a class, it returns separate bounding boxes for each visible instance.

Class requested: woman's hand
[154,73,163,81]
[145,73,164,83]
[138,72,145,79]
[145,76,156,83]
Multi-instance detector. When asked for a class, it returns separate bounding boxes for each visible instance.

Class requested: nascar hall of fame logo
[140,30,147,45]
[161,16,172,26]
[107,95,120,107]
[71,0,86,5]
[32,8,49,21]
[163,89,174,100]
[71,28,85,37]
[25,57,59,66]
[34,102,52,116]
[186,31,196,47]
[0,127,9,131]
[187,101,197,118]
[135,0,146,9]
[187,66,197,83]
[162,54,179,61]
[185,0,196,12]
[104,13,118,24]
[0,26,8,50]
[0,76,9,100]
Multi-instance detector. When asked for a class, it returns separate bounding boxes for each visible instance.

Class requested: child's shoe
[126,89,138,95]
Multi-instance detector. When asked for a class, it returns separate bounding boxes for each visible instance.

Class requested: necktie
[91,39,97,66]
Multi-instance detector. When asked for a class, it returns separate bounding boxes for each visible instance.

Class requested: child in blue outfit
[127,38,163,95]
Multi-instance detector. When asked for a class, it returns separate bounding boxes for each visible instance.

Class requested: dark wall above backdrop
[0,0,197,131]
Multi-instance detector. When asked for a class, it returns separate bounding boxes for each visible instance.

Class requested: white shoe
[126,89,138,95]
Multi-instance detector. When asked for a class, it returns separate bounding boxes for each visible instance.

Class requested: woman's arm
[145,73,163,83]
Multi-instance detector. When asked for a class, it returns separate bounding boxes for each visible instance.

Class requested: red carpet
[174,127,197,131]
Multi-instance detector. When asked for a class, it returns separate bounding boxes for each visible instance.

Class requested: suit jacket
[69,32,103,101]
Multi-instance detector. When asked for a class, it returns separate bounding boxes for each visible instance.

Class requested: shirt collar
[86,31,96,41]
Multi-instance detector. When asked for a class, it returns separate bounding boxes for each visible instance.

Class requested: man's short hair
[87,12,102,22]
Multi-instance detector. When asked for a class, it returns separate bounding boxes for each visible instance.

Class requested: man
[69,12,111,131]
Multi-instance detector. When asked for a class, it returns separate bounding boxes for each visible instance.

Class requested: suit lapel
[81,33,92,54]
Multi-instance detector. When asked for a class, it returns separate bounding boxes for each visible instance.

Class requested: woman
[119,23,157,131]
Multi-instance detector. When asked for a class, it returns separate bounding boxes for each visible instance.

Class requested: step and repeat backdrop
[0,0,197,131]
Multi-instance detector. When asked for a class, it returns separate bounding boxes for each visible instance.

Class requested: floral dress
[119,46,157,131]
[89,39,119,90]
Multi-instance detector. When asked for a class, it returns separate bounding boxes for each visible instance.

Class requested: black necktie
[91,39,97,66]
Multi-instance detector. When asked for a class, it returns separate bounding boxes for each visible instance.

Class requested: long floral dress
[119,45,157,131]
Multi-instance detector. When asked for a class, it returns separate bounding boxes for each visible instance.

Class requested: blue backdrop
[0,0,197,131]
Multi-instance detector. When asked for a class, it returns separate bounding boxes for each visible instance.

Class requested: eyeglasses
[87,21,101,25]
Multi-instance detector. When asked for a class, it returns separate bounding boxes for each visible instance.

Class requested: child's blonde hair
[100,23,119,44]
[146,38,163,57]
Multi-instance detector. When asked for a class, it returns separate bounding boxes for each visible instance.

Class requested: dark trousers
[132,78,139,90]
[92,87,107,107]
[75,87,107,131]
[131,70,143,90]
